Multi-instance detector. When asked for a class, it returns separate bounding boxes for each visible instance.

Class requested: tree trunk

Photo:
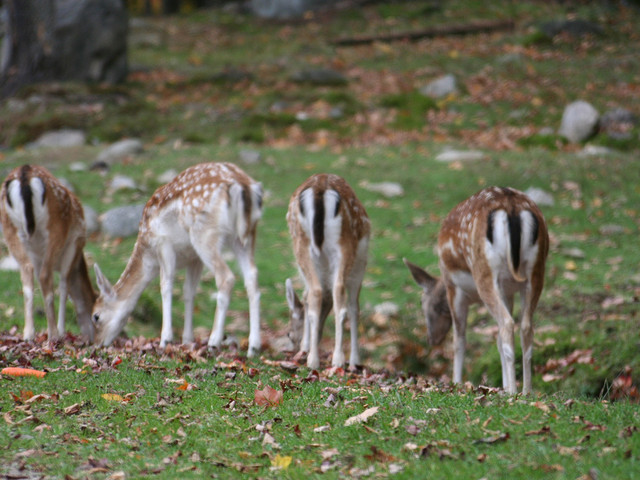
[1,0,128,99]
[1,0,56,97]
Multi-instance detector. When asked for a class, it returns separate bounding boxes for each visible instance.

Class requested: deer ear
[94,264,115,300]
[403,258,438,292]
[285,278,303,311]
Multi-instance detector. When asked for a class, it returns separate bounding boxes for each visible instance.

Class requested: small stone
[579,145,615,157]
[96,139,144,165]
[360,181,404,198]
[157,169,178,184]
[28,129,86,149]
[0,256,19,271]
[239,149,262,165]
[524,187,554,207]
[435,149,485,162]
[599,224,625,235]
[109,174,137,192]
[69,162,88,172]
[419,74,457,99]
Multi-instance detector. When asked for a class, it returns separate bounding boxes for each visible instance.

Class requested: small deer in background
[405,186,549,394]
[92,162,263,355]
[0,164,96,342]
[286,174,370,370]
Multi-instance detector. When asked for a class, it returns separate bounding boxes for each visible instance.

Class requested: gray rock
[524,187,554,207]
[239,149,262,165]
[29,129,86,148]
[250,0,331,19]
[579,145,615,157]
[599,107,637,140]
[538,19,603,39]
[157,169,178,184]
[374,302,399,317]
[109,174,137,192]
[96,138,143,165]
[419,74,457,99]
[0,255,19,272]
[83,205,100,235]
[435,149,485,162]
[69,162,88,172]
[558,101,599,143]
[360,181,404,198]
[599,224,625,235]
[100,204,144,238]
[289,68,348,86]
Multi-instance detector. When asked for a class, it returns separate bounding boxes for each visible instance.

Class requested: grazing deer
[91,162,263,355]
[0,165,96,342]
[405,186,549,394]
[285,174,370,370]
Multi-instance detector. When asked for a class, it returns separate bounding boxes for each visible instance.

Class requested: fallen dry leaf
[254,385,283,407]
[344,406,379,426]
[271,454,292,469]
[102,393,124,402]
[474,432,510,444]
[64,403,82,415]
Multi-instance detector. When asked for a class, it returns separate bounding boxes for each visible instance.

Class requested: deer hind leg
[205,254,235,351]
[158,244,178,347]
[233,241,261,357]
[182,260,203,344]
[331,276,347,368]
[481,285,517,394]
[19,261,35,341]
[56,239,83,338]
[448,286,470,385]
[520,280,543,395]
[38,263,58,342]
[345,255,366,369]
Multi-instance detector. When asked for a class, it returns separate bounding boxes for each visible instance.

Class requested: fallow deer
[91,162,263,355]
[0,164,96,342]
[285,174,370,370]
[405,186,549,394]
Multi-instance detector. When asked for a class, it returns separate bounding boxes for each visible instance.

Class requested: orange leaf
[254,385,283,407]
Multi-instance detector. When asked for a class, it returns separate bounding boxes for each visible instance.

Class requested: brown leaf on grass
[64,403,82,415]
[420,444,457,460]
[254,385,283,407]
[525,426,554,437]
[365,445,397,463]
[344,406,379,426]
[556,445,580,460]
[474,432,510,444]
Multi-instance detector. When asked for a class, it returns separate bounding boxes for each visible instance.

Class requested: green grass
[1,0,640,477]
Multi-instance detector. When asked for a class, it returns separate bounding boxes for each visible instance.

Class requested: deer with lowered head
[0,164,96,342]
[285,174,370,370]
[91,162,263,355]
[405,186,549,394]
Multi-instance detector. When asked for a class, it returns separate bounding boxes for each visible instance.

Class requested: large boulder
[558,101,599,143]
[250,0,337,19]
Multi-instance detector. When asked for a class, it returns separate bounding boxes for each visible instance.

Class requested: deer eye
[92,313,100,323]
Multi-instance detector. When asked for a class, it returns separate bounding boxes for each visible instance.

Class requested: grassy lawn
[1,0,639,478]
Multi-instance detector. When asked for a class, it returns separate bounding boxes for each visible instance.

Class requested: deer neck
[112,238,158,311]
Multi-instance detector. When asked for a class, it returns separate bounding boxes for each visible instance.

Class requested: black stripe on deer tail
[313,190,326,251]
[20,165,37,236]
[507,210,521,272]
[486,208,522,272]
